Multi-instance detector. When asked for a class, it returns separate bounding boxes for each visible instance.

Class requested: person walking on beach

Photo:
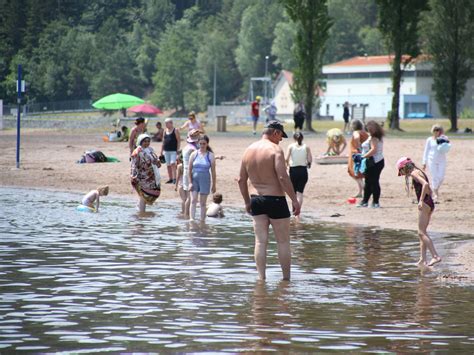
[348,119,369,198]
[160,118,181,184]
[286,132,312,218]
[251,96,261,135]
[238,120,300,281]
[129,117,146,157]
[188,135,217,222]
[180,111,203,132]
[397,157,442,267]
[358,120,384,208]
[343,101,350,133]
[293,101,305,132]
[130,133,161,213]
[422,124,450,203]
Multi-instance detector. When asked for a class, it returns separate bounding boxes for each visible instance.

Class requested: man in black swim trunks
[238,121,300,281]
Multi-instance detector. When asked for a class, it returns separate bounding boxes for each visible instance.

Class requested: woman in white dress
[422,124,449,203]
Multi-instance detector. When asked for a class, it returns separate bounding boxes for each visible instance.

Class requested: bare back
[241,139,286,196]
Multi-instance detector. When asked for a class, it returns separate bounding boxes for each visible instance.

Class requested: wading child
[397,157,442,267]
[175,153,187,216]
[80,186,109,212]
[206,192,224,218]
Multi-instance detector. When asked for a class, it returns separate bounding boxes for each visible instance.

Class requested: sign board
[16,80,26,93]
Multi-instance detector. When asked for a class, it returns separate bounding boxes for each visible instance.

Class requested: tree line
[1,0,473,131]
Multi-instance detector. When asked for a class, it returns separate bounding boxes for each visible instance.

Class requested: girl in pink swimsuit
[397,157,441,267]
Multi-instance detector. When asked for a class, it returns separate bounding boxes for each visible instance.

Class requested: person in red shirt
[251,96,261,135]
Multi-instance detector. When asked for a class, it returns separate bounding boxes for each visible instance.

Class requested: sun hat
[396,156,411,176]
[164,118,173,123]
[256,96,262,101]
[265,120,288,138]
[136,133,151,146]
[186,129,201,143]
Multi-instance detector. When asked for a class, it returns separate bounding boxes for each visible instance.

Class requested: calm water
[0,187,473,353]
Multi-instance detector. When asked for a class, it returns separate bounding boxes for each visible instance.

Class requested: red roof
[326,55,418,67]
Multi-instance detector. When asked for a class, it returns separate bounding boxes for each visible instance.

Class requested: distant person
[397,157,442,267]
[343,101,350,133]
[347,119,369,198]
[325,128,347,156]
[152,122,164,142]
[130,133,161,213]
[182,129,201,218]
[188,135,217,222]
[358,120,384,208]
[251,96,261,135]
[181,111,203,132]
[422,124,450,203]
[263,99,277,122]
[119,126,129,142]
[238,120,300,281]
[206,193,225,218]
[160,118,181,184]
[293,101,305,132]
[79,186,109,212]
[286,132,312,217]
[129,117,146,158]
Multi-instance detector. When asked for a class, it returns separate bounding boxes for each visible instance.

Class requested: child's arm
[95,190,100,211]
[218,205,224,217]
[175,164,182,191]
[412,171,430,209]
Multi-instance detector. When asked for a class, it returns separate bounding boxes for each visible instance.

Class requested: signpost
[16,65,24,169]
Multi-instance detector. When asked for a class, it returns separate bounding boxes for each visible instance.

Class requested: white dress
[422,137,446,190]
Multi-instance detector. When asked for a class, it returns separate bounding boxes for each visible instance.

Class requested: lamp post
[264,55,269,104]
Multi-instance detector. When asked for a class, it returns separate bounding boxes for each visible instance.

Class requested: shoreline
[1,129,473,279]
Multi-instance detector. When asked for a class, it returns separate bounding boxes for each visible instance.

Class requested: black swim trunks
[250,195,291,219]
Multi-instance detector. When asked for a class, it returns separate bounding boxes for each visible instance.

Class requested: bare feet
[416,258,426,266]
[428,256,442,266]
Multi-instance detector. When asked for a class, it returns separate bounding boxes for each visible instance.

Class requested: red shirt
[251,101,260,117]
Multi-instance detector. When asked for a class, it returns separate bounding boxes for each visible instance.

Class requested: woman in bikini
[181,111,203,132]
[397,157,442,267]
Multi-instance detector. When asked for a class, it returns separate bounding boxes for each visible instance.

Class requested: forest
[0,0,473,121]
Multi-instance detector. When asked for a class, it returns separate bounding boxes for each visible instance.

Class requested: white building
[273,55,474,121]
[322,55,474,120]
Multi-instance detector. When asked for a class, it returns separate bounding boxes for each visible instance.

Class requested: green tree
[235,1,285,96]
[272,18,298,71]
[151,10,197,111]
[376,0,428,130]
[421,0,474,132]
[282,0,333,131]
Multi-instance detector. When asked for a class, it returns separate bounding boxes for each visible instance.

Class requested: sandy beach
[1,128,473,276]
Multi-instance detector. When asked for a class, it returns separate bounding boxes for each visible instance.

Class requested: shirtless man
[238,121,300,281]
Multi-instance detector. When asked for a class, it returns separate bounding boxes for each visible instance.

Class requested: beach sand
[1,129,473,276]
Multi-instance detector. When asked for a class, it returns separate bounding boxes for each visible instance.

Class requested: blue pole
[16,65,22,169]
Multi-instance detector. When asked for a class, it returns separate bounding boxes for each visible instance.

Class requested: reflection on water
[0,187,473,352]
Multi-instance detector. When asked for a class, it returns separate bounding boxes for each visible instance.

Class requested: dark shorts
[251,115,259,122]
[289,166,308,193]
[250,195,291,219]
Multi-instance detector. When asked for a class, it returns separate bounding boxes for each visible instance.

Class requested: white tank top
[289,143,308,167]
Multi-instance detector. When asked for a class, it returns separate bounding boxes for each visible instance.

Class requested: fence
[2,99,96,116]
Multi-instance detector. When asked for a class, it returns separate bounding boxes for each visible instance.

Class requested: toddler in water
[206,193,224,218]
[80,186,109,212]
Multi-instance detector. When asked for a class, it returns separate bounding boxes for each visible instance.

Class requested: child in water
[80,186,109,212]
[175,153,187,216]
[206,193,224,218]
[397,157,441,267]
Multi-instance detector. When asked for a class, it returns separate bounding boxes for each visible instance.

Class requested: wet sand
[1,129,473,275]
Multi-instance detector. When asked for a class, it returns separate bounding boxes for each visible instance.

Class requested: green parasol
[92,93,144,110]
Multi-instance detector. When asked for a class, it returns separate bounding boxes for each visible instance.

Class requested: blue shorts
[251,115,259,122]
[164,151,177,165]
[192,171,211,194]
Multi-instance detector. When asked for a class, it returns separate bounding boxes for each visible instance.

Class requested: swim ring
[76,204,96,213]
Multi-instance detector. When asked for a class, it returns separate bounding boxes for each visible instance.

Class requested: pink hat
[396,157,411,176]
